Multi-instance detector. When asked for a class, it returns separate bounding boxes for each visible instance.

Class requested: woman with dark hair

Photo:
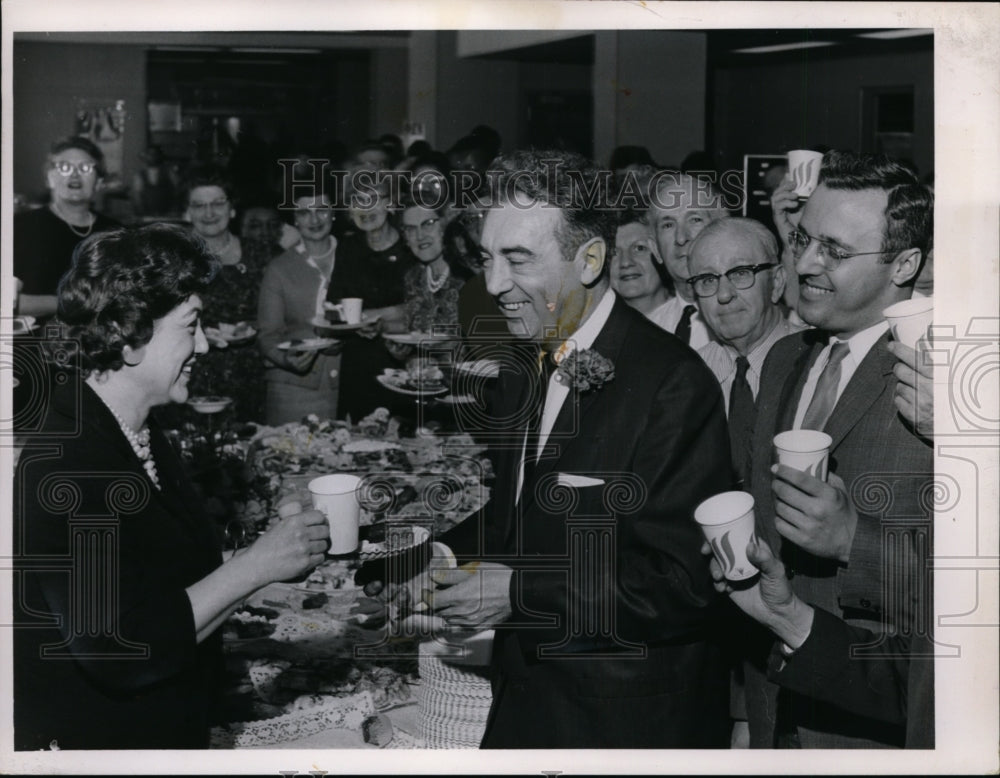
[182,167,273,420]
[13,224,329,750]
[14,136,119,319]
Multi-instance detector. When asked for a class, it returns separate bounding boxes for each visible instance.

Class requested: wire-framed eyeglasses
[686,263,776,298]
[787,228,891,269]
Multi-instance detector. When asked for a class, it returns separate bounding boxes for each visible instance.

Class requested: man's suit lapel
[824,333,894,450]
[777,336,825,433]
[523,299,631,511]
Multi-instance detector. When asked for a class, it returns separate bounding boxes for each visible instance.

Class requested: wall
[433,31,520,153]
[593,31,708,169]
[13,42,148,202]
[712,47,935,178]
[371,47,409,140]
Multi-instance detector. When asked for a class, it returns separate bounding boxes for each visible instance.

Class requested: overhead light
[732,41,836,55]
[855,29,933,40]
[228,47,323,54]
[153,45,222,52]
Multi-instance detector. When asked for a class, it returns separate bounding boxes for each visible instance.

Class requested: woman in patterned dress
[183,168,276,422]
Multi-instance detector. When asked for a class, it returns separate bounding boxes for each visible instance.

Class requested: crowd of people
[11,126,935,751]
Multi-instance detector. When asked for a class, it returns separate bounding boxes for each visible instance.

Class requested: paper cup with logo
[308,474,362,554]
[884,297,933,349]
[694,491,759,581]
[787,149,824,199]
[773,430,833,481]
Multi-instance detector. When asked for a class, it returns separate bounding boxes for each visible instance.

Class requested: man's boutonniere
[555,348,615,393]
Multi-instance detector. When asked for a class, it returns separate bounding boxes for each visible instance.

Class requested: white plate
[278,337,339,352]
[382,331,455,346]
[454,359,501,379]
[311,313,380,334]
[437,394,477,405]
[12,316,37,335]
[375,374,448,397]
[188,396,232,414]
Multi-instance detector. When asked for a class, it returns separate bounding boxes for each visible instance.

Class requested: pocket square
[556,473,606,488]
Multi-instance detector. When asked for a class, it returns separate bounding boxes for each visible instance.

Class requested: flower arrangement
[555,348,615,393]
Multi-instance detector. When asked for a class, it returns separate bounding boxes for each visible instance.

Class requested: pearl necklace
[426,263,450,294]
[51,203,95,238]
[106,405,161,490]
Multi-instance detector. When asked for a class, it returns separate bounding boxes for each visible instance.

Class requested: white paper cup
[694,491,759,581]
[884,297,933,349]
[308,474,362,554]
[773,430,833,481]
[787,149,824,199]
[330,297,364,324]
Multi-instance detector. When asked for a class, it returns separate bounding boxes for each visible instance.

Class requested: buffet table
[170,409,495,749]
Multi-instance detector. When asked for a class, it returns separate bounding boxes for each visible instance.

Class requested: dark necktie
[675,304,697,345]
[521,351,555,496]
[728,355,756,488]
[800,341,851,431]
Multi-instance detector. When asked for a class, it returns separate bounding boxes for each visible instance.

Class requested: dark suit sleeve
[767,606,922,729]
[508,355,733,647]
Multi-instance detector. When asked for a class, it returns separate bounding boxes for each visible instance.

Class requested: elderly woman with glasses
[14,136,120,320]
[13,224,329,750]
[178,167,276,421]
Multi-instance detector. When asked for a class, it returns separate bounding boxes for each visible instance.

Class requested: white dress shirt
[515,288,617,503]
[793,320,889,430]
[297,237,338,320]
[698,315,805,415]
[648,294,714,351]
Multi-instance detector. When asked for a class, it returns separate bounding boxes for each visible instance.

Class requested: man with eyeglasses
[725,151,934,749]
[687,218,804,488]
[14,136,119,319]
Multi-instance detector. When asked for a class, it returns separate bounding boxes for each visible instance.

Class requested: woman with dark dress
[12,224,329,750]
[14,136,119,321]
[182,168,275,422]
[329,175,417,420]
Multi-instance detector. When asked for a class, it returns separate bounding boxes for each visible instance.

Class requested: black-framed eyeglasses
[686,263,776,298]
[787,228,890,270]
[402,217,441,237]
[51,160,97,176]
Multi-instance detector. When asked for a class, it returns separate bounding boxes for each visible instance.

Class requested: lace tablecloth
[211,413,495,749]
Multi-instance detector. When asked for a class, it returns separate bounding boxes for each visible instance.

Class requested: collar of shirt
[793,319,889,430]
[517,288,616,503]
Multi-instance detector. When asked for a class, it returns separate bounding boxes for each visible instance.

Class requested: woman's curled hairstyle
[56,223,218,375]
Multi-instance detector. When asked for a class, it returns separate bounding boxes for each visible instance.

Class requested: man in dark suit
[427,149,734,748]
[737,151,934,748]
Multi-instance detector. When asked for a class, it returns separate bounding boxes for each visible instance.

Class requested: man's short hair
[651,170,727,213]
[489,149,617,266]
[689,217,779,266]
[47,136,106,178]
[818,150,933,257]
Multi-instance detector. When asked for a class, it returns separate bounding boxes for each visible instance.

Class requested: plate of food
[453,359,501,379]
[218,321,257,346]
[278,337,339,352]
[188,395,233,414]
[311,313,380,335]
[376,366,448,396]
